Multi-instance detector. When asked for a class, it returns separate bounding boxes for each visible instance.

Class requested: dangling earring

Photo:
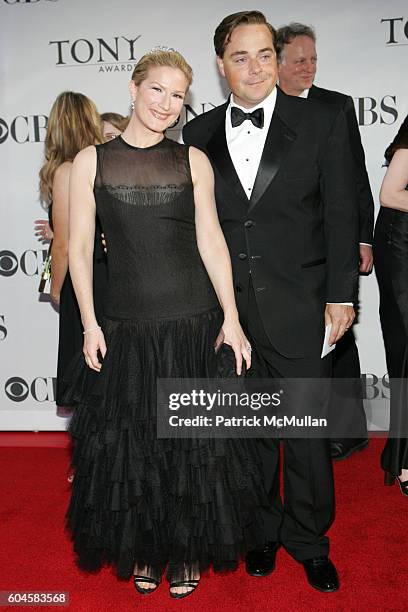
[130,100,135,111]
[169,115,180,129]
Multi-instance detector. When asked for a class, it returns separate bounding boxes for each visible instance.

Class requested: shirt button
[246,158,250,162]
[238,253,247,260]
[244,220,254,228]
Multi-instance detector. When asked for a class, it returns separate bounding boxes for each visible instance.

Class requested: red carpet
[0,437,407,611]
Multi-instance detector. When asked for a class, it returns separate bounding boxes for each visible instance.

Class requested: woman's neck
[121,117,164,149]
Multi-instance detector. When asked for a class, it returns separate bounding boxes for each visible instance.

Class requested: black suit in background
[309,85,375,447]
[308,85,374,244]
[183,87,359,559]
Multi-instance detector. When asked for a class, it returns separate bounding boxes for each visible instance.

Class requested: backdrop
[0,0,406,430]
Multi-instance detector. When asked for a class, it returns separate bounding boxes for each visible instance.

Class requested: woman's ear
[128,80,137,103]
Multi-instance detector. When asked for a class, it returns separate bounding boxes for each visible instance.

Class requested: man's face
[217,24,278,108]
[278,35,317,96]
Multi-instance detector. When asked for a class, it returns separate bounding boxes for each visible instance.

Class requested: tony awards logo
[49,35,142,73]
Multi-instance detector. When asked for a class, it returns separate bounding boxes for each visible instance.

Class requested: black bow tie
[231,106,264,129]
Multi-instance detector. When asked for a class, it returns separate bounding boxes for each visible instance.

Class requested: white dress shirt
[226,87,277,199]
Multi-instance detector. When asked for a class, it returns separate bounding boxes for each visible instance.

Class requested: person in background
[38,91,105,406]
[373,114,408,496]
[276,22,374,461]
[35,111,129,242]
[101,111,129,140]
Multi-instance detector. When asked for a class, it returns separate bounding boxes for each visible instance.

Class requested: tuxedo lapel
[248,110,297,212]
[206,107,248,205]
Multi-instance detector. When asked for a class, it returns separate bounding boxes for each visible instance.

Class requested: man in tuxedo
[276,23,374,461]
[183,11,359,592]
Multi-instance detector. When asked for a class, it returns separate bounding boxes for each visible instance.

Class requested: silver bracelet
[83,325,101,335]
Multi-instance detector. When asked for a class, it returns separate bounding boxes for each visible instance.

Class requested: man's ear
[216,55,226,78]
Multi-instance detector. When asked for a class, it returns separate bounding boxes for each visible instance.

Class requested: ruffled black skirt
[61,307,267,579]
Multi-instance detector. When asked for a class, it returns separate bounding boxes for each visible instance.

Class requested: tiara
[147,45,177,54]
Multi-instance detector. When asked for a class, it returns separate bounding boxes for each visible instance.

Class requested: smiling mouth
[150,109,170,120]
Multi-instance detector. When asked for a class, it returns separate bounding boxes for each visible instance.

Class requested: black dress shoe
[245,542,280,577]
[302,556,339,592]
[331,438,368,461]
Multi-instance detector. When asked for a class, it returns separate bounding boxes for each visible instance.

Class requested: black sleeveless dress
[61,136,267,580]
[49,205,107,406]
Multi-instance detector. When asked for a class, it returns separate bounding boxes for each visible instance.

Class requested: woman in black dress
[373,114,408,495]
[63,49,267,599]
[39,92,107,406]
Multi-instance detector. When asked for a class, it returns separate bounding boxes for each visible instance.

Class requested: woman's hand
[83,327,107,372]
[221,318,252,375]
[34,219,54,242]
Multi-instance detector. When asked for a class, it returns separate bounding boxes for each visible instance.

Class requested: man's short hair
[275,23,316,63]
[214,11,276,58]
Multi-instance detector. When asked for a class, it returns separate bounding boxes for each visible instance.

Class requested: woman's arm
[380,149,408,212]
[50,162,71,303]
[189,146,251,374]
[69,146,106,371]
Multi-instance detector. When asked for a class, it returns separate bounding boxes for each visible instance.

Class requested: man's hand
[325,304,355,345]
[359,244,373,274]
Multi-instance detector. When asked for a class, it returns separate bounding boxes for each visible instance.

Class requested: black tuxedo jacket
[183,87,359,357]
[308,85,374,244]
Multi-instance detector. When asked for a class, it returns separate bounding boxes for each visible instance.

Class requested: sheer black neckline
[119,135,166,151]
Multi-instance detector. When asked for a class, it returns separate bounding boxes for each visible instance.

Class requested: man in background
[276,23,374,461]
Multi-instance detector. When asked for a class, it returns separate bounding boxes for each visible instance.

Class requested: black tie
[231,106,264,129]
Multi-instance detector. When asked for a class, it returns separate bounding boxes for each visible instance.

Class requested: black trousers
[330,328,368,440]
[240,283,334,561]
[373,207,408,476]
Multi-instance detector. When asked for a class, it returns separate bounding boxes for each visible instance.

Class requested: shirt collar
[227,86,277,127]
[299,88,310,98]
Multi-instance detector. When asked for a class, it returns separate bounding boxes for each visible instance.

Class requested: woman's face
[130,65,187,133]
[103,121,121,141]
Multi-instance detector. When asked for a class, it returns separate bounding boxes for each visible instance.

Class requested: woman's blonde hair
[131,49,193,90]
[39,91,103,204]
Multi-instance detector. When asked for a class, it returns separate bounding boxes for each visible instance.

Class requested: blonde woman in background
[35,110,128,242]
[39,91,106,406]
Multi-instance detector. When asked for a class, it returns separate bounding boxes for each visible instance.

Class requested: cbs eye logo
[0,251,18,276]
[4,377,56,402]
[0,118,9,145]
[0,249,48,277]
[5,377,29,402]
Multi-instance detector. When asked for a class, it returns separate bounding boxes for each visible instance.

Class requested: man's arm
[321,107,359,302]
[320,108,359,342]
[343,96,375,247]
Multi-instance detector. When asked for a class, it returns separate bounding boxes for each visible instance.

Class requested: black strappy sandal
[169,578,200,599]
[133,574,160,595]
